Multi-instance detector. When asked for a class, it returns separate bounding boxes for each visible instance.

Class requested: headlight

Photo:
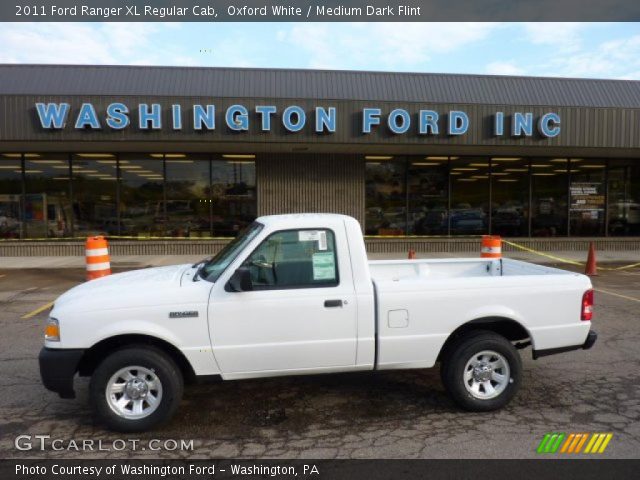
[45,317,60,342]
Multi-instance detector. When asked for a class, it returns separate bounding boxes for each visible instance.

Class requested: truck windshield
[200,222,264,283]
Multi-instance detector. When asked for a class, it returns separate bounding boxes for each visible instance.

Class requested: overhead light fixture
[223,154,256,159]
[86,174,112,177]
[97,160,117,164]
[31,160,63,164]
[581,164,606,169]
[75,169,98,174]
[457,178,478,182]
[531,164,552,168]
[491,172,509,176]
[22,170,43,174]
[533,173,556,176]
[550,158,568,163]
[498,179,518,182]
[52,165,69,169]
[452,167,478,171]
[0,165,20,169]
[425,156,448,160]
[569,158,583,162]
[491,157,521,162]
[3,153,40,158]
[411,162,439,166]
[76,153,115,159]
[166,160,194,163]
[469,163,490,167]
[119,165,143,169]
[472,175,489,179]
[99,177,117,181]
[365,156,393,160]
[504,168,528,172]
[450,172,462,175]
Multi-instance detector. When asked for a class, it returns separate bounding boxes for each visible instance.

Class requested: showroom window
[211,156,257,237]
[165,154,211,238]
[0,154,24,239]
[72,154,118,236]
[119,154,165,237]
[569,159,606,236]
[491,157,530,237]
[608,159,640,236]
[23,153,72,239]
[531,157,569,237]
[365,157,407,236]
[450,157,489,235]
[408,157,449,235]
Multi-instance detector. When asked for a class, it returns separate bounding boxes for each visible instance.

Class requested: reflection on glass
[569,159,606,236]
[408,157,449,235]
[24,154,71,238]
[165,156,210,237]
[72,154,118,236]
[119,154,165,237]
[450,157,489,234]
[211,160,256,236]
[531,158,568,236]
[491,157,529,237]
[0,155,23,238]
[365,160,406,235]
[608,159,640,236]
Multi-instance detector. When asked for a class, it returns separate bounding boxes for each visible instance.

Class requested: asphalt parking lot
[0,265,638,459]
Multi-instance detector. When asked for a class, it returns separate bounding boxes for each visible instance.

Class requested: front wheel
[89,346,184,432]
[440,331,522,411]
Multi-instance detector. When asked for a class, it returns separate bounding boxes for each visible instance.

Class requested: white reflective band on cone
[85,248,109,256]
[481,247,502,253]
[86,262,111,271]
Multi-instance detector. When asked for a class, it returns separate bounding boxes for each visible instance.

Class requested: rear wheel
[89,346,183,432]
[440,331,521,411]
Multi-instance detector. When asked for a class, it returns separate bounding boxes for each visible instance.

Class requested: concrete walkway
[1,250,638,269]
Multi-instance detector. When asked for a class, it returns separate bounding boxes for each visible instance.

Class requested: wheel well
[77,334,196,383]
[437,317,530,361]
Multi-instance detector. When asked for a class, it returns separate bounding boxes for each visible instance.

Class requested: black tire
[89,346,184,432]
[440,330,522,411]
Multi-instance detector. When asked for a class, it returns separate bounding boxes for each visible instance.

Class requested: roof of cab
[255,213,359,228]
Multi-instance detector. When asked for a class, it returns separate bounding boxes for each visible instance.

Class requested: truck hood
[53,264,194,313]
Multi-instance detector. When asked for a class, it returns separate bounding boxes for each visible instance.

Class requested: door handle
[324,299,343,308]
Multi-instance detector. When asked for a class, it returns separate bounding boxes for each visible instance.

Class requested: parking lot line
[21,301,54,319]
[595,288,640,303]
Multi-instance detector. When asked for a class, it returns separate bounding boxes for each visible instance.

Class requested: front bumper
[533,330,597,360]
[39,347,84,399]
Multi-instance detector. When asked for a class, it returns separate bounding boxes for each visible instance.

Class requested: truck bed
[368,257,575,282]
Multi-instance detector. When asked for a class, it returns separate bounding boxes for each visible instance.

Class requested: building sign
[34,102,561,138]
[570,182,605,219]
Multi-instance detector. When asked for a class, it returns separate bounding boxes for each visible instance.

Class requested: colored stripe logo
[537,433,612,454]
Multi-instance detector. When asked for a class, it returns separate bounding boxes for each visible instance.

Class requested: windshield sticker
[312,252,335,280]
[298,230,328,250]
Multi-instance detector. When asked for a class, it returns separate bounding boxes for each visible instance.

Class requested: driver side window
[243,229,338,289]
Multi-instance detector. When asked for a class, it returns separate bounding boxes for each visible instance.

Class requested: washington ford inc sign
[35,102,562,138]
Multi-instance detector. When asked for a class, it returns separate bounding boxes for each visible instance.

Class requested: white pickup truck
[39,214,597,432]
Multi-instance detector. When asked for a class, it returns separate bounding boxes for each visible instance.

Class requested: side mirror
[227,266,253,292]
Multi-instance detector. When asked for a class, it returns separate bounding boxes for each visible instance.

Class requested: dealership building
[0,64,639,256]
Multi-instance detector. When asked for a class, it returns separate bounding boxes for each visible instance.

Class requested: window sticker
[312,252,336,281]
[298,230,328,250]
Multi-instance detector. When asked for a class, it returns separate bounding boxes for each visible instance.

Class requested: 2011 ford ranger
[39,214,597,432]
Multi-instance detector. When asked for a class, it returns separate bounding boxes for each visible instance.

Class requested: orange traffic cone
[585,242,598,276]
[86,236,111,281]
[408,249,416,259]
